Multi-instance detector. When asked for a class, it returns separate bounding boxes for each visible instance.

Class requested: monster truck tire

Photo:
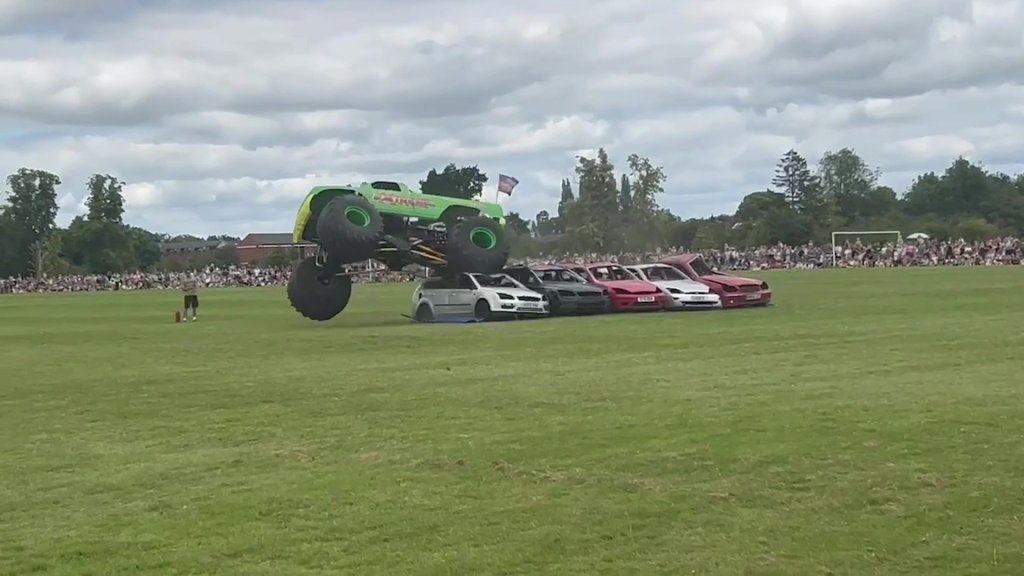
[316,195,383,263]
[446,215,510,273]
[287,257,353,321]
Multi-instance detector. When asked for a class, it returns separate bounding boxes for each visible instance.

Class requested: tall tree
[85,174,126,223]
[817,148,878,219]
[626,154,665,216]
[534,210,556,236]
[504,211,531,236]
[419,163,488,200]
[772,150,818,211]
[619,174,632,214]
[3,168,61,278]
[572,148,620,250]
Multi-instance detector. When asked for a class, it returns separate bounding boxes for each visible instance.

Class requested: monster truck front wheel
[446,215,510,273]
[316,195,384,263]
[287,257,353,321]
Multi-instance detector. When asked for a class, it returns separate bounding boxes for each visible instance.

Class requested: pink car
[564,262,667,312]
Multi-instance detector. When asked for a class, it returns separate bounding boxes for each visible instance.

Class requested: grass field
[2,267,1023,575]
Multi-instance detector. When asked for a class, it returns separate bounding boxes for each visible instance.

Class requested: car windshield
[688,256,716,276]
[644,265,687,281]
[588,265,633,281]
[536,268,585,283]
[471,273,523,289]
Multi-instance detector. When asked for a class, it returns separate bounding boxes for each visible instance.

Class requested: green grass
[2,267,1023,575]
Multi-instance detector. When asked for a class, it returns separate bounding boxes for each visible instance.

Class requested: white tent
[907,232,930,240]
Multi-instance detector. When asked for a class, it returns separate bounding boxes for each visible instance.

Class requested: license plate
[638,295,656,303]
[519,302,540,308]
[745,293,760,301]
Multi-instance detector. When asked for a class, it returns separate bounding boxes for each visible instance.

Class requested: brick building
[236,233,317,265]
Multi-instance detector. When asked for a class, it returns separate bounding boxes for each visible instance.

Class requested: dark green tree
[504,211,531,236]
[419,163,488,200]
[2,168,61,278]
[772,150,819,212]
[85,174,126,223]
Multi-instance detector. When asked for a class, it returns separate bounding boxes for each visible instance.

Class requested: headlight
[667,287,682,294]
[722,285,737,292]
[497,292,514,300]
[613,287,629,295]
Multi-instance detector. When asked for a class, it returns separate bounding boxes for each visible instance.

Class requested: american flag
[497,174,519,195]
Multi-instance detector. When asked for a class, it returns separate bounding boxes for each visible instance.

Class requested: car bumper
[667,293,722,309]
[557,296,612,315]
[609,294,665,311]
[495,301,549,315]
[720,290,772,308]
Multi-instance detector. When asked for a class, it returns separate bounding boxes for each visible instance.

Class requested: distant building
[236,233,317,265]
[160,239,235,256]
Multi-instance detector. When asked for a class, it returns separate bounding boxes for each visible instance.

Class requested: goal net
[830,230,903,266]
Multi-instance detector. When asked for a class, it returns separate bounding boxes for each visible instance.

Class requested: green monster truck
[286,180,510,321]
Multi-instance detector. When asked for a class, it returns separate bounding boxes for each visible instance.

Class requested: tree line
[3,148,1023,277]
[500,148,1024,257]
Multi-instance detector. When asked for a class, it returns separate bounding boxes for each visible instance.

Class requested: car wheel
[546,291,561,315]
[415,303,433,322]
[473,299,492,321]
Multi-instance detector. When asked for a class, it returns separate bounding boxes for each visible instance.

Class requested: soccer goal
[830,230,903,266]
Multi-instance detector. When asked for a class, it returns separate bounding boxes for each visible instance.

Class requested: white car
[412,272,549,321]
[625,264,721,310]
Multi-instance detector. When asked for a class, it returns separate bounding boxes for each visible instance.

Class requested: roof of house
[159,239,231,252]
[238,233,316,247]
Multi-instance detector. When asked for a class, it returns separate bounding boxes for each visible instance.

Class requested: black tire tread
[287,257,353,321]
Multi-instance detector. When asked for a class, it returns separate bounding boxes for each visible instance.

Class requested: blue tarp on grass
[402,314,482,324]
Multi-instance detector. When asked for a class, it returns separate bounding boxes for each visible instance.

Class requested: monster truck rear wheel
[316,195,383,263]
[287,257,353,321]
[446,215,510,273]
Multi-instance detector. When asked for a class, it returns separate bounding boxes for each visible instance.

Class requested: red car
[660,253,771,308]
[565,262,667,312]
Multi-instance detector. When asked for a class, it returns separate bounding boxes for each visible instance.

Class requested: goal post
[830,230,903,266]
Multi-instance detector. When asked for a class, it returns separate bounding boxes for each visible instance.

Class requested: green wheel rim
[344,206,371,228]
[469,227,498,250]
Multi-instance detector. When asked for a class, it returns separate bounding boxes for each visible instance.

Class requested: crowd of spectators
[2,237,1019,294]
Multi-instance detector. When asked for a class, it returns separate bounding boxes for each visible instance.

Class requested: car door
[449,273,478,315]
[416,277,445,317]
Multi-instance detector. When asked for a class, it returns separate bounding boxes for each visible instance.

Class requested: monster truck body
[287,180,511,321]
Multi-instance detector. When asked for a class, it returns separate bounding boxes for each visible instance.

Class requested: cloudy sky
[2,0,1023,236]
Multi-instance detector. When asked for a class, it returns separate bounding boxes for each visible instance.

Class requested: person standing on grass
[181,273,200,322]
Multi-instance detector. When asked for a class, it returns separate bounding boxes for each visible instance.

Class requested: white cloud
[1,0,1023,235]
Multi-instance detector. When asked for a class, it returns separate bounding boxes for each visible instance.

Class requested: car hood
[648,279,711,293]
[597,279,658,293]
[480,286,544,298]
[700,273,762,287]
